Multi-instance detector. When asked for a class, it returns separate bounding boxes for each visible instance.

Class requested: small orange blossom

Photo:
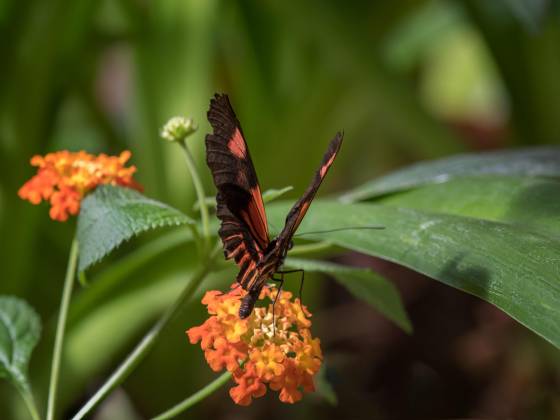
[187,285,323,406]
[18,150,141,221]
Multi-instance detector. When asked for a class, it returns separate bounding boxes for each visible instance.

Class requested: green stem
[150,372,232,420]
[46,237,79,420]
[179,139,210,246]
[17,386,41,420]
[71,241,221,420]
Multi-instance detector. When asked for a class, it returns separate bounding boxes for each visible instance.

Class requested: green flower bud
[160,116,197,143]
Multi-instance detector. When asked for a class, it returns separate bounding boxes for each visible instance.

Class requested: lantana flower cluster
[18,150,140,221]
[187,285,323,405]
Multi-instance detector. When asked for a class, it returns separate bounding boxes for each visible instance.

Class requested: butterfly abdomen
[239,289,260,319]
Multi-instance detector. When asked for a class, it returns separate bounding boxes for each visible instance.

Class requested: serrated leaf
[0,296,41,393]
[77,185,194,272]
[267,201,560,349]
[286,258,411,333]
[341,147,560,202]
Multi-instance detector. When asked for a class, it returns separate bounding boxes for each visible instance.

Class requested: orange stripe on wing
[227,128,247,158]
[240,187,269,249]
[294,200,311,228]
[225,243,244,259]
[320,153,337,177]
[237,252,252,268]
[244,268,261,291]
[237,260,258,288]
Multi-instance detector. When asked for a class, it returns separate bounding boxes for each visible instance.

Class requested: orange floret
[18,150,141,221]
[187,284,323,405]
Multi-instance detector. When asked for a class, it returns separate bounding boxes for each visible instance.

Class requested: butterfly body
[206,94,343,318]
[237,239,291,318]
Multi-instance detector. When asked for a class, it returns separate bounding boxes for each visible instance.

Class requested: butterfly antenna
[293,226,385,237]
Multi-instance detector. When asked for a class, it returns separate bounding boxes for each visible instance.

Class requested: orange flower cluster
[18,150,140,221]
[187,285,323,405]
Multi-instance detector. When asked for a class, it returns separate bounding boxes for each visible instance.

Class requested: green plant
[4,111,560,417]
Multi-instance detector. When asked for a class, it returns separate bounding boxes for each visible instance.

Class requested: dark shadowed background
[1,1,560,419]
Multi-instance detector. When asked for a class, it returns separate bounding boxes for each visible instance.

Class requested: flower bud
[160,116,197,143]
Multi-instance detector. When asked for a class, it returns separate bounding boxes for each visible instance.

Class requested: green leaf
[267,201,560,349]
[380,176,560,240]
[286,258,411,333]
[70,229,194,323]
[0,296,41,393]
[341,147,560,202]
[262,186,294,203]
[77,185,194,272]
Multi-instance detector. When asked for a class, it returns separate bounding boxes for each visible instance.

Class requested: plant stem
[179,139,210,246]
[46,237,78,420]
[71,242,221,420]
[150,371,231,420]
[17,386,41,420]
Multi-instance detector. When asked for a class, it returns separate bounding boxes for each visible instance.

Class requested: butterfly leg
[270,273,285,336]
[277,269,306,316]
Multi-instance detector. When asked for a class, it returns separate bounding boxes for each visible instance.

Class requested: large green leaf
[77,185,194,272]
[379,176,560,240]
[285,258,411,333]
[0,296,41,393]
[341,147,560,202]
[267,201,560,349]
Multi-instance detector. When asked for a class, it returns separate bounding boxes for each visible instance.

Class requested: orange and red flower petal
[187,284,323,406]
[230,366,267,406]
[18,150,140,221]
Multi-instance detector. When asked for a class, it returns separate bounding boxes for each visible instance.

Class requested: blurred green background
[2,0,560,419]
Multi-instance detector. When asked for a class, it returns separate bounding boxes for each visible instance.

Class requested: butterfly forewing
[276,132,343,249]
[206,94,269,294]
[206,94,269,251]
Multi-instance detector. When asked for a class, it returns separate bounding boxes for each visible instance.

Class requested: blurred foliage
[1,0,560,419]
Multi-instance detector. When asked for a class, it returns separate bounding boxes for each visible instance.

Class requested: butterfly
[205,93,343,318]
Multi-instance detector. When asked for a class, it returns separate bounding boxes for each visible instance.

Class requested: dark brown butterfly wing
[206,94,269,290]
[215,195,263,290]
[276,132,343,250]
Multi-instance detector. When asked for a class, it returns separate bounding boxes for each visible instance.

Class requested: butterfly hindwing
[216,195,261,290]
